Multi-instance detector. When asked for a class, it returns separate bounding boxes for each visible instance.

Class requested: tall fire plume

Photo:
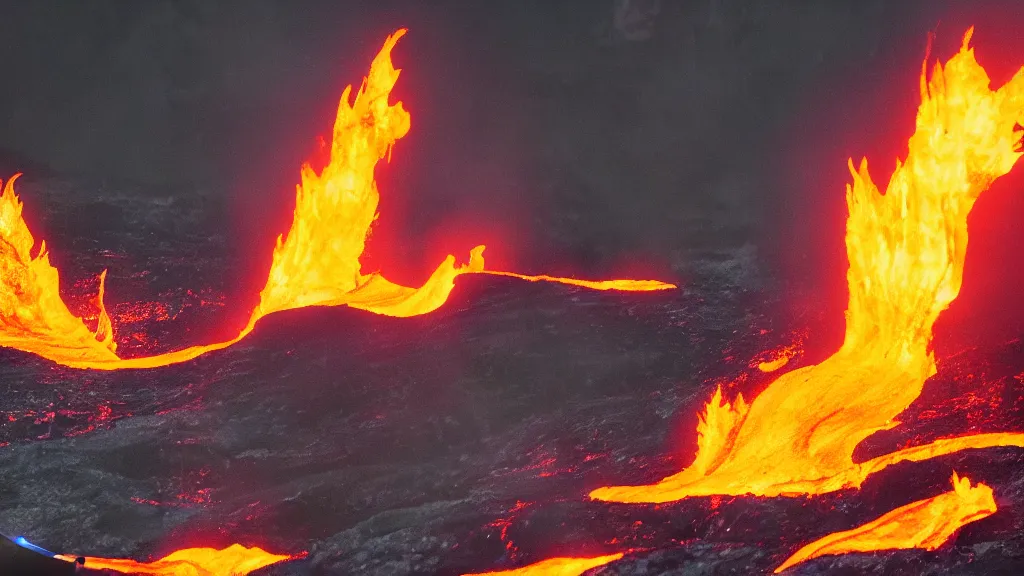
[590,28,1024,504]
[0,29,673,371]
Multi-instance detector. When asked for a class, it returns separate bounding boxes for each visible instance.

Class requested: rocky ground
[1,175,1022,575]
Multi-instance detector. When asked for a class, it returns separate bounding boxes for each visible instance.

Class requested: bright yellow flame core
[774,473,997,573]
[57,544,294,576]
[0,29,673,371]
[0,174,118,364]
[461,553,625,576]
[591,28,1024,503]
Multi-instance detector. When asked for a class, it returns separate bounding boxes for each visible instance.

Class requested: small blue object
[13,536,57,557]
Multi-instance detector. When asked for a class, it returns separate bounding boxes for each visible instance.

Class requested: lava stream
[462,553,624,576]
[55,544,295,576]
[591,28,1024,503]
[774,473,996,573]
[0,29,673,371]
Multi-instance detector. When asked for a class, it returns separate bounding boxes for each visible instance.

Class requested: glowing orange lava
[0,29,673,371]
[774,473,996,573]
[0,174,119,365]
[462,553,624,576]
[755,344,799,373]
[591,28,1024,503]
[55,544,295,576]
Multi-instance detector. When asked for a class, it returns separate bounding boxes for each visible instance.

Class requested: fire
[461,553,624,576]
[591,28,1024,503]
[0,174,119,365]
[774,473,996,573]
[55,544,294,576]
[0,29,673,371]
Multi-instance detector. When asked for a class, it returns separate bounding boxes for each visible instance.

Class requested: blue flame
[13,536,57,557]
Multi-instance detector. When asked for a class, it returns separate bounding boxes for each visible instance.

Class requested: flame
[774,472,996,573]
[0,29,673,371]
[591,28,1024,503]
[461,553,624,576]
[0,174,118,364]
[55,544,294,576]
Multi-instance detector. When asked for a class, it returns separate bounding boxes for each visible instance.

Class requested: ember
[0,29,673,371]
[591,27,1024,503]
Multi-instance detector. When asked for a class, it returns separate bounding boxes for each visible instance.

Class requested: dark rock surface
[1,175,1022,575]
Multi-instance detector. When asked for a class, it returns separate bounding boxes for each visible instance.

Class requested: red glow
[0,30,674,371]
[57,544,296,576]
[461,553,624,576]
[775,473,997,572]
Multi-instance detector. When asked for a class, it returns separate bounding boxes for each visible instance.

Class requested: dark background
[1,0,1024,347]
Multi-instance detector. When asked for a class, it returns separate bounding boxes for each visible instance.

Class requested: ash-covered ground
[0,175,1021,576]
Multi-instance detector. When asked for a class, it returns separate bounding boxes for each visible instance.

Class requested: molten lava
[0,174,118,365]
[55,544,294,576]
[0,29,673,371]
[774,473,996,573]
[591,28,1024,503]
[462,553,624,576]
[755,341,802,373]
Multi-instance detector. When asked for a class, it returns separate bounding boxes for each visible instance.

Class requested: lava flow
[774,472,997,573]
[0,29,673,371]
[54,544,295,576]
[461,553,625,576]
[0,174,118,365]
[591,28,1024,503]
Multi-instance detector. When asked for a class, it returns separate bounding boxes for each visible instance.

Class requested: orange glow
[0,29,673,371]
[462,553,624,576]
[55,544,294,576]
[480,269,674,292]
[591,29,1024,503]
[0,174,119,365]
[774,473,996,573]
[755,343,801,373]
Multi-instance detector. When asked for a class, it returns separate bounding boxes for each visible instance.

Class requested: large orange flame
[0,174,119,365]
[55,544,295,576]
[774,472,996,573]
[591,28,1024,503]
[461,553,625,576]
[0,29,673,371]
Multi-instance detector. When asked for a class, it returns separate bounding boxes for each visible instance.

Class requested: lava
[591,28,1024,503]
[55,544,295,575]
[0,174,118,365]
[754,340,802,373]
[774,472,997,573]
[0,29,673,371]
[462,553,624,576]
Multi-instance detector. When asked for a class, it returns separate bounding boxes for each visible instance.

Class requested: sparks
[0,29,674,371]
[591,28,1024,503]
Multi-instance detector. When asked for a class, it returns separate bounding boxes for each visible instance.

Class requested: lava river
[54,544,296,576]
[0,28,673,372]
